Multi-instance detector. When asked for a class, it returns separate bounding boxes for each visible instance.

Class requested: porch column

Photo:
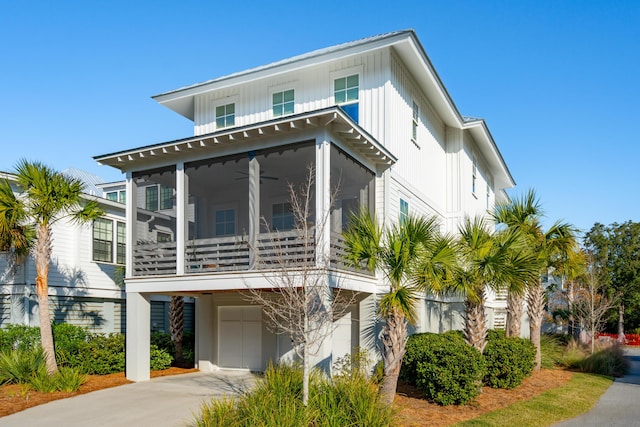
[126,291,150,381]
[125,172,136,278]
[195,294,215,371]
[176,162,186,275]
[248,151,260,268]
[315,134,331,267]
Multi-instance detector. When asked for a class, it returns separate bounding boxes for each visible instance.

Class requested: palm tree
[169,295,184,364]
[0,160,103,374]
[0,180,33,257]
[527,221,578,369]
[451,218,538,353]
[493,189,542,338]
[343,212,457,406]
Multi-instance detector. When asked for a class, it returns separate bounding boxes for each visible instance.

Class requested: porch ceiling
[94,107,397,173]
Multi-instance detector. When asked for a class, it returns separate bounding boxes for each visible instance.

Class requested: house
[94,30,515,382]
[0,169,127,333]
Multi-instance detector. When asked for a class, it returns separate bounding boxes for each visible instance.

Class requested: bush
[28,365,86,393]
[150,345,173,371]
[0,324,41,352]
[151,330,195,366]
[483,330,535,389]
[52,323,89,367]
[402,332,486,405]
[75,333,125,375]
[193,363,393,427]
[0,348,46,384]
[577,344,630,377]
[540,333,567,369]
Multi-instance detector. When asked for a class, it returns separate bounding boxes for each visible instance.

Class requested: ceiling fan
[235,170,279,183]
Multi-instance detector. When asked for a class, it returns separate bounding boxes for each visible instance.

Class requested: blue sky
[1,1,638,233]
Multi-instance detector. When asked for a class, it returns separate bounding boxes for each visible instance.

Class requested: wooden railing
[132,229,372,276]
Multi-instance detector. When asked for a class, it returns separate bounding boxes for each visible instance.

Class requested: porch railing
[132,229,372,276]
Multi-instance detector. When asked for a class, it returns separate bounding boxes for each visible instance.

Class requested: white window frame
[411,100,420,148]
[399,198,409,224]
[92,217,126,265]
[271,201,294,231]
[214,207,236,237]
[330,66,363,119]
[472,156,477,197]
[214,98,238,130]
[271,87,296,118]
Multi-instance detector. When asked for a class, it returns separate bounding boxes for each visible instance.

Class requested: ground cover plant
[193,363,394,427]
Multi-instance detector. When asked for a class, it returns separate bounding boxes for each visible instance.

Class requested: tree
[245,165,355,406]
[344,211,457,405]
[169,296,184,364]
[526,221,578,370]
[450,217,538,353]
[584,221,640,337]
[493,189,542,338]
[0,160,103,374]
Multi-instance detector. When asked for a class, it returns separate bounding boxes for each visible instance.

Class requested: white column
[195,294,216,371]
[315,134,331,267]
[126,292,150,381]
[445,126,463,233]
[176,162,186,275]
[248,153,260,269]
[125,172,136,278]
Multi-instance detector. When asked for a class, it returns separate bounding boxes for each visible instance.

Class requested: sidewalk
[0,370,256,427]
[554,347,640,427]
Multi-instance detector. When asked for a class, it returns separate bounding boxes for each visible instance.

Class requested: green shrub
[52,323,89,367]
[0,324,41,352]
[75,333,125,374]
[577,344,630,377]
[54,366,87,392]
[402,332,485,406]
[0,348,46,384]
[483,330,535,389]
[151,330,195,366]
[540,333,567,369]
[150,345,173,371]
[28,365,58,392]
[193,363,393,427]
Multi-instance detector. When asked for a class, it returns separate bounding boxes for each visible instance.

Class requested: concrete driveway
[0,370,256,427]
[555,347,640,427]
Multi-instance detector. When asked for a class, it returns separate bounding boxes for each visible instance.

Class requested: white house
[0,170,127,333]
[94,30,515,382]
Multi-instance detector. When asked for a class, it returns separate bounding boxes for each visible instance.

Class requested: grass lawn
[454,372,612,426]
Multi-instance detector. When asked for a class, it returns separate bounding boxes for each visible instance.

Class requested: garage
[218,306,262,371]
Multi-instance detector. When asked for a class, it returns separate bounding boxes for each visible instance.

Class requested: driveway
[555,347,640,427]
[0,370,256,427]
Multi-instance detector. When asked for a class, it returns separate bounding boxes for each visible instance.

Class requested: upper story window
[215,103,235,129]
[472,157,477,196]
[486,183,491,210]
[93,218,125,265]
[272,89,295,117]
[400,199,409,224]
[157,231,172,243]
[145,185,173,211]
[272,202,294,231]
[215,208,236,236]
[412,101,419,147]
[334,74,359,122]
[106,190,126,204]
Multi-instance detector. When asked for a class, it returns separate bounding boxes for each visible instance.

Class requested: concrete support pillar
[126,292,150,382]
[315,135,331,267]
[195,294,215,371]
[176,162,187,275]
[125,172,136,278]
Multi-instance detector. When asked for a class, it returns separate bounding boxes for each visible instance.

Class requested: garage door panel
[218,306,262,371]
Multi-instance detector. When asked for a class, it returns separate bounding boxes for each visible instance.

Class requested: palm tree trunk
[35,224,57,374]
[506,290,524,338]
[527,279,545,370]
[379,308,407,406]
[566,281,575,338]
[169,296,184,364]
[464,288,487,353]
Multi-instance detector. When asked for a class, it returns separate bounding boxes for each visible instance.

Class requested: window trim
[271,201,294,231]
[214,207,236,237]
[93,217,126,265]
[472,156,478,197]
[330,66,363,122]
[214,100,236,130]
[271,88,296,118]
[399,198,409,224]
[411,100,420,148]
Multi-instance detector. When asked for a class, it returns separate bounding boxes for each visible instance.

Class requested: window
[116,222,126,264]
[472,157,477,196]
[272,202,294,231]
[157,232,172,243]
[106,190,126,204]
[215,209,236,236]
[215,103,235,129]
[400,199,409,224]
[93,218,113,263]
[412,101,419,146]
[486,183,491,210]
[272,89,294,117]
[334,74,359,122]
[145,186,158,211]
[160,186,173,210]
[93,218,126,265]
[146,185,173,211]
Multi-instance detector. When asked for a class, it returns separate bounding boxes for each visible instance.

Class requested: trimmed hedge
[401,332,486,406]
[484,330,535,389]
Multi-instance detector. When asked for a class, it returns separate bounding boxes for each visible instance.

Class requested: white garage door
[218,306,262,370]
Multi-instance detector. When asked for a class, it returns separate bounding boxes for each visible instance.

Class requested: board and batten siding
[461,132,495,220]
[193,49,390,145]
